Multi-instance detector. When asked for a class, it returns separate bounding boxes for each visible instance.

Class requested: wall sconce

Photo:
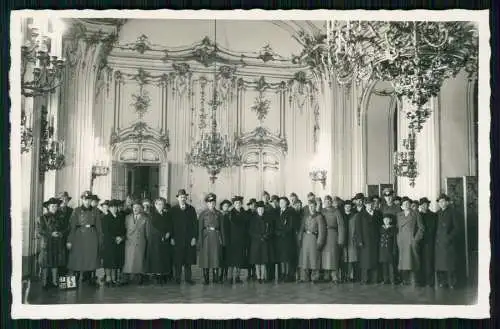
[90,140,110,192]
[309,168,327,189]
[90,164,110,192]
[39,106,65,179]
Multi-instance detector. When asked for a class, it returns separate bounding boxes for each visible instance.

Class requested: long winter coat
[321,207,346,270]
[420,211,437,272]
[354,209,380,270]
[343,211,358,263]
[396,210,425,271]
[225,208,248,267]
[249,213,274,265]
[379,225,397,263]
[67,206,102,271]
[220,211,231,268]
[298,211,326,270]
[169,204,198,265]
[435,207,461,271]
[37,212,69,268]
[145,210,172,274]
[122,212,148,274]
[198,208,225,269]
[274,207,296,263]
[267,207,280,263]
[101,212,126,269]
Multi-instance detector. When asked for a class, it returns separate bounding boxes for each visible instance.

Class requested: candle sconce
[21,110,33,153]
[39,106,65,179]
[90,164,110,193]
[309,168,327,189]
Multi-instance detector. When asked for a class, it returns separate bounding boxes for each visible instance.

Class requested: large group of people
[36,187,462,291]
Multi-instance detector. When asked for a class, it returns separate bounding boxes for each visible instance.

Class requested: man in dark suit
[169,189,198,285]
[418,197,437,287]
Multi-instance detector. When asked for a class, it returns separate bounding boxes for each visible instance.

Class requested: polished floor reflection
[27,268,477,305]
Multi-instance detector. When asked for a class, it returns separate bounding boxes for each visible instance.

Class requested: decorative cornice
[110,121,170,150]
[235,126,288,154]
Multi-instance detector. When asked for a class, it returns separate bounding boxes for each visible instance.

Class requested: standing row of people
[35,187,461,290]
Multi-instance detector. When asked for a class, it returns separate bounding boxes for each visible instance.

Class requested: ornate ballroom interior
[18,17,479,295]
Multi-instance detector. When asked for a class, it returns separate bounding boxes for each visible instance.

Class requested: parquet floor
[27,267,477,305]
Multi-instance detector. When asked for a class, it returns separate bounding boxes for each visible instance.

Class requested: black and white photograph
[10,10,490,319]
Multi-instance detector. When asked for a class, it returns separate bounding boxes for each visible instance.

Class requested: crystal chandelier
[393,130,418,187]
[185,20,241,184]
[21,20,66,97]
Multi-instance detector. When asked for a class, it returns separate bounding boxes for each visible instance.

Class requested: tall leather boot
[203,269,210,285]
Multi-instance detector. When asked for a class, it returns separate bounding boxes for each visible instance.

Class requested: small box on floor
[58,275,77,289]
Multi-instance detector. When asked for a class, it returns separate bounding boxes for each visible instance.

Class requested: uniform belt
[205,227,218,231]
[76,224,95,228]
[305,230,318,235]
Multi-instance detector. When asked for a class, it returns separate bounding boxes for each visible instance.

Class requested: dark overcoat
[379,225,397,263]
[101,212,126,268]
[225,208,248,267]
[67,206,102,271]
[37,212,69,268]
[274,207,297,263]
[420,211,437,272]
[396,210,424,271]
[435,207,461,271]
[343,211,358,263]
[169,204,198,265]
[198,208,225,269]
[145,210,172,273]
[249,213,274,265]
[354,210,380,270]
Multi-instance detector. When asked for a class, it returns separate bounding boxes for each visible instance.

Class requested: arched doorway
[361,80,397,196]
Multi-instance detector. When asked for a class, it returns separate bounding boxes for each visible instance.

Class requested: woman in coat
[37,198,68,288]
[101,199,126,286]
[342,200,357,282]
[198,193,225,285]
[249,201,273,283]
[354,197,381,284]
[122,200,148,284]
[321,195,346,283]
[218,199,232,283]
[226,196,248,284]
[419,197,438,287]
[145,198,172,284]
[298,199,326,283]
[66,191,102,286]
[434,194,461,289]
[274,196,296,282]
[396,197,425,286]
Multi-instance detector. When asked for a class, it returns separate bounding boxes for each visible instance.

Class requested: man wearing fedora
[418,197,438,287]
[169,189,198,285]
[435,194,460,289]
[66,191,103,286]
[245,198,257,281]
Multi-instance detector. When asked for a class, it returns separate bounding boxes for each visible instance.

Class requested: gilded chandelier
[21,22,66,97]
[185,20,241,184]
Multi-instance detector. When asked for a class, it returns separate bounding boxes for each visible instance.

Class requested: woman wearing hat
[434,194,460,289]
[418,197,437,287]
[396,197,424,286]
[248,201,274,283]
[198,193,225,285]
[225,196,248,284]
[245,198,257,281]
[169,189,198,285]
[218,199,232,283]
[274,196,296,282]
[321,195,346,284]
[101,199,126,286]
[144,197,172,284]
[298,199,326,283]
[342,200,358,282]
[37,197,67,288]
[66,191,103,286]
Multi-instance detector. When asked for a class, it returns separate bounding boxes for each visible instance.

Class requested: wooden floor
[27,267,477,305]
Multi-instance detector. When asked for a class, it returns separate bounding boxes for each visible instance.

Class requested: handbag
[58,274,77,289]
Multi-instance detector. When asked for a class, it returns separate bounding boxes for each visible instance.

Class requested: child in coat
[379,216,398,284]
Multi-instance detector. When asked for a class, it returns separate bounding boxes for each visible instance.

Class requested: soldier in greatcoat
[101,199,126,286]
[198,193,225,284]
[274,196,296,282]
[418,197,437,287]
[435,194,461,289]
[396,197,425,286]
[144,197,172,284]
[122,200,148,284]
[37,197,68,288]
[321,195,346,283]
[169,189,198,285]
[66,191,102,286]
[354,197,381,284]
[298,198,326,283]
[226,196,248,284]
